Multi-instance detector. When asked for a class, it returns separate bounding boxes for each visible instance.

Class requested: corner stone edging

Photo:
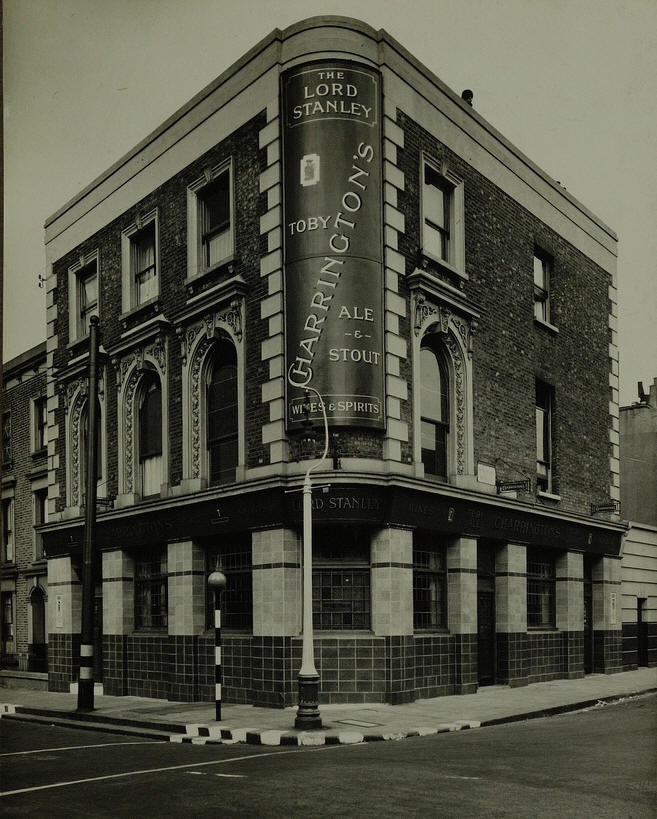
[171,720,481,746]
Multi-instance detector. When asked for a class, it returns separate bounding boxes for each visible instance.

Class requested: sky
[3,0,656,405]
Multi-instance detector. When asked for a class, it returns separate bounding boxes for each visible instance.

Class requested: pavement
[1,668,655,747]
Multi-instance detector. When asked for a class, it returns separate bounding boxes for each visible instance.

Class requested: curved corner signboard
[282,62,384,430]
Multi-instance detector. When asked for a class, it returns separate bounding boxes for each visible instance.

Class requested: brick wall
[395,110,611,514]
[1,352,47,667]
[51,113,267,508]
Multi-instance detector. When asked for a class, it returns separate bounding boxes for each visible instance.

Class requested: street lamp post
[294,386,329,730]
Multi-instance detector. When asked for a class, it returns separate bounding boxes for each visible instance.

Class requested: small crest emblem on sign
[300,154,320,186]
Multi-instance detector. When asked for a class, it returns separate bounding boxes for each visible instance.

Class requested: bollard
[208,571,227,722]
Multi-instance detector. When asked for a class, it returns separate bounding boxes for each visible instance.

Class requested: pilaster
[371,526,413,636]
[447,536,477,693]
[47,556,81,692]
[102,550,134,695]
[556,550,584,678]
[592,555,622,673]
[495,542,527,686]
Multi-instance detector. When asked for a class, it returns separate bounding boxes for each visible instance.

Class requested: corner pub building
[41,17,626,707]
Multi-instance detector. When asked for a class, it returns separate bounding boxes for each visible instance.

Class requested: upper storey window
[536,379,555,494]
[79,265,98,335]
[533,249,552,324]
[421,156,465,278]
[420,344,450,480]
[122,211,159,314]
[423,164,450,261]
[68,251,99,343]
[2,412,11,467]
[138,377,163,498]
[206,341,238,486]
[2,498,14,563]
[188,161,234,279]
[32,396,48,454]
[200,173,231,267]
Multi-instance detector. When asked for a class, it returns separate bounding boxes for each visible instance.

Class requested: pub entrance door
[477,547,496,686]
[583,557,594,674]
[637,598,649,667]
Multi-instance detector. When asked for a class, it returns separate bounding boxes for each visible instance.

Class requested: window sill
[534,316,559,334]
[28,465,48,481]
[413,628,450,635]
[537,490,561,502]
[1,563,18,579]
[67,335,92,357]
[120,296,160,325]
[25,560,47,576]
[527,627,559,633]
[31,448,47,460]
[419,251,468,282]
[185,255,235,289]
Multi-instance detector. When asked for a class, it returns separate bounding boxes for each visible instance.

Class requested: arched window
[420,344,450,479]
[138,376,163,497]
[206,341,238,485]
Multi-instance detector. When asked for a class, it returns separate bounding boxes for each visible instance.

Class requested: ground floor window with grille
[205,535,252,630]
[526,549,556,628]
[312,527,370,630]
[134,549,168,630]
[413,532,447,630]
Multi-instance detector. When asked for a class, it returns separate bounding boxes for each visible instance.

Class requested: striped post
[208,571,227,722]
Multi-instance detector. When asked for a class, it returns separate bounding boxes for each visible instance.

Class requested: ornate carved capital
[217,298,243,342]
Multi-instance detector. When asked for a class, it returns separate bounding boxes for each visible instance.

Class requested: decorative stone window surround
[410,273,478,482]
[113,331,169,506]
[61,367,108,516]
[178,293,245,491]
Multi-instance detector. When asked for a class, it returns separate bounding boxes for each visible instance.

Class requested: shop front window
[312,527,370,630]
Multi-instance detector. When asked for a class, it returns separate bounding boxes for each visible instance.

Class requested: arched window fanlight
[420,344,450,479]
[206,341,238,485]
[138,376,163,497]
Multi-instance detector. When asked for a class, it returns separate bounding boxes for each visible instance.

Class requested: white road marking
[0,746,335,797]
[0,741,157,758]
[215,773,246,778]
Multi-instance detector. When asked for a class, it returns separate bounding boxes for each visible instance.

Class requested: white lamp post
[294,385,329,730]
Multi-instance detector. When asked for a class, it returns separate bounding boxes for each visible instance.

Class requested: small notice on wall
[55,594,64,629]
[610,592,617,625]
